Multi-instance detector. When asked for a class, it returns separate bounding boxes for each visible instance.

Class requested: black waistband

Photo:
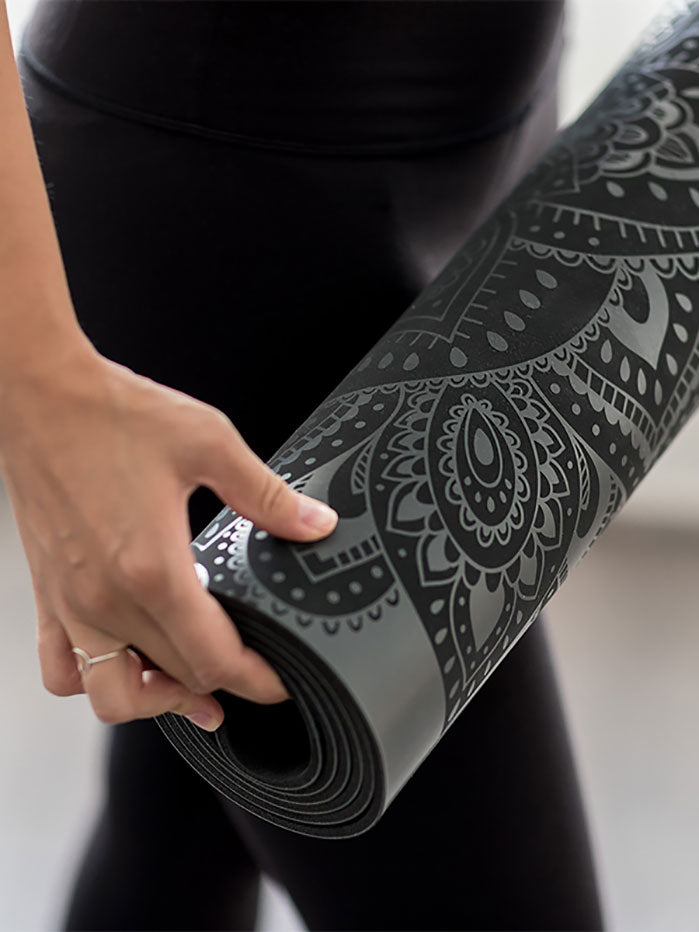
[20,0,565,155]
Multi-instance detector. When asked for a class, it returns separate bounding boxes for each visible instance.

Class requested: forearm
[0,0,94,392]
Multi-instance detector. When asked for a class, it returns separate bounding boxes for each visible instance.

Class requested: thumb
[187,410,338,541]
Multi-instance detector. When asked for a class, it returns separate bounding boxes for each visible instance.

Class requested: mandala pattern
[193,0,699,735]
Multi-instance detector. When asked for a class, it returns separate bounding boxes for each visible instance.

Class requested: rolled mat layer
[157,0,699,837]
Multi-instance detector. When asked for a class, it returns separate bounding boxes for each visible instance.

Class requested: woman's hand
[0,346,338,731]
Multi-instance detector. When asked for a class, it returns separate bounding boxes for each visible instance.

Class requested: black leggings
[17,2,604,928]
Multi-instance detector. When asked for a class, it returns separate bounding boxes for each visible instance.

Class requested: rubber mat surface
[158,0,699,837]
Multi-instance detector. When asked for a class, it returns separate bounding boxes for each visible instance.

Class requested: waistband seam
[19,42,549,158]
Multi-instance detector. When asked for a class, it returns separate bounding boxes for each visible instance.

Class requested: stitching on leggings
[18,43,547,159]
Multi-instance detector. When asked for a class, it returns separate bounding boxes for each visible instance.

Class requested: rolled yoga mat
[157,0,699,837]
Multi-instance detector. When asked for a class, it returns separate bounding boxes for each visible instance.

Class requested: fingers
[37,508,290,715]
[28,392,303,723]
[19,517,86,698]
[36,600,84,697]
[104,508,291,703]
[112,578,290,705]
[178,407,339,542]
[63,620,225,731]
[130,556,291,704]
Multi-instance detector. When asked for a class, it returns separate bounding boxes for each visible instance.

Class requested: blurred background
[2,1,698,930]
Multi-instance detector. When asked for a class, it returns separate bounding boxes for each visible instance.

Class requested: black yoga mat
[157,0,699,837]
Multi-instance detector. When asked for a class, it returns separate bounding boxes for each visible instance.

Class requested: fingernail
[297,495,338,533]
[185,711,221,732]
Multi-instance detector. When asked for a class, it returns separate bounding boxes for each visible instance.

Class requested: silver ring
[72,646,127,675]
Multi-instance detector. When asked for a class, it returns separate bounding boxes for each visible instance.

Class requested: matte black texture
[21,0,563,153]
[149,0,699,838]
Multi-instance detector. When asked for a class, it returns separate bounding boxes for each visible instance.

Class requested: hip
[19,0,565,155]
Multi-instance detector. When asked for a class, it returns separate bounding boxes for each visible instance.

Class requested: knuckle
[210,406,234,431]
[197,406,237,456]
[41,669,75,697]
[37,624,82,696]
[168,694,192,715]
[258,470,288,517]
[91,697,133,725]
[200,401,235,432]
[179,670,212,695]
[69,571,117,616]
[115,549,167,597]
[190,659,228,694]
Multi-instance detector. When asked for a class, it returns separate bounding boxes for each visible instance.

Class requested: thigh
[223,618,603,932]
[62,719,262,932]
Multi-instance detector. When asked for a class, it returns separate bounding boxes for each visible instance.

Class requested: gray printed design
[193,1,699,734]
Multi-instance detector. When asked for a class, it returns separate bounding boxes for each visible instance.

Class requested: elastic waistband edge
[18,42,550,159]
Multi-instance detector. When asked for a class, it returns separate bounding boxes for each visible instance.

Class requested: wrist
[0,321,103,454]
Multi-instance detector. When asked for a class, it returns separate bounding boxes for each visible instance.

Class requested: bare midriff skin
[0,0,338,732]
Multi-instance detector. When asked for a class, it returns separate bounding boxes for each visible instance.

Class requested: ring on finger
[72,646,130,675]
